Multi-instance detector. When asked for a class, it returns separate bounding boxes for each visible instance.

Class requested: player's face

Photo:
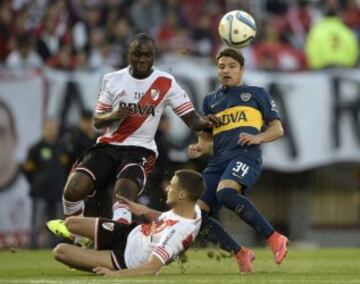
[165,175,184,207]
[128,41,155,79]
[217,56,244,87]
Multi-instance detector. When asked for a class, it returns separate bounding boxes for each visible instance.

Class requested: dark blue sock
[200,210,241,253]
[216,188,274,239]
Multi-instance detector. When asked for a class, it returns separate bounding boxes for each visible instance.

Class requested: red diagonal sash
[99,76,172,143]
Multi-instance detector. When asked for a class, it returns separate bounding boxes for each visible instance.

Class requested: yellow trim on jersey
[213,106,263,135]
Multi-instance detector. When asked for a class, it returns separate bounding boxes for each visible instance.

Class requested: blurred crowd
[0,0,359,73]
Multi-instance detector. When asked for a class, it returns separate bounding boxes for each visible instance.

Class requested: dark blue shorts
[201,154,262,213]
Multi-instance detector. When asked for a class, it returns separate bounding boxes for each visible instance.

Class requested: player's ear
[178,190,187,200]
[239,65,245,74]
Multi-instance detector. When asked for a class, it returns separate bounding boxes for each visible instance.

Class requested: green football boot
[47,219,92,248]
[76,238,92,248]
[46,219,73,240]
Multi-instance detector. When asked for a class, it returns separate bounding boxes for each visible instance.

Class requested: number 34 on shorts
[223,156,262,190]
[232,161,249,177]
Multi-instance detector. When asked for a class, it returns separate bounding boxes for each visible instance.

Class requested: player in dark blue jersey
[188,48,288,271]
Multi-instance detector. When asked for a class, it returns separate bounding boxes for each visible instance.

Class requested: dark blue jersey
[202,84,280,167]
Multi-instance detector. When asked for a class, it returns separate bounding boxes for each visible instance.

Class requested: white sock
[62,196,90,245]
[112,201,132,224]
[62,196,84,218]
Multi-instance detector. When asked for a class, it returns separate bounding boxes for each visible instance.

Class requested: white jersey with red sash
[124,205,202,269]
[95,66,194,155]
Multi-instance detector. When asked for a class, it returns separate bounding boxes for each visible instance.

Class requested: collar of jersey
[220,83,246,93]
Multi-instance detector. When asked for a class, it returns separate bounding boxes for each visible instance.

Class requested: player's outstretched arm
[116,195,162,221]
[238,119,284,146]
[181,111,222,131]
[93,255,162,277]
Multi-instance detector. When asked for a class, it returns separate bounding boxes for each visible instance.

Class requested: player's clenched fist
[113,106,133,120]
[187,144,203,159]
[102,106,133,126]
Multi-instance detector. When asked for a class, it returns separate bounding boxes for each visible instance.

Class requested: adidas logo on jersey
[119,90,127,98]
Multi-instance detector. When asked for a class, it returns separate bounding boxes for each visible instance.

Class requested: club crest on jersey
[240,93,252,102]
[151,89,160,101]
[102,222,114,232]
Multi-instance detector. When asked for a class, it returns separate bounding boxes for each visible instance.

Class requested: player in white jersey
[55,33,221,231]
[51,169,204,277]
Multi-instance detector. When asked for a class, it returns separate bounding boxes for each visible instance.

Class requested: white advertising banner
[247,71,360,171]
[0,72,44,247]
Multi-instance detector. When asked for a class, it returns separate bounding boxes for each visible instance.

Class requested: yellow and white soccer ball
[218,10,257,49]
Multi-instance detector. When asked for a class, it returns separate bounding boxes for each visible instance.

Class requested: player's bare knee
[63,185,79,202]
[64,172,94,201]
[64,216,80,233]
[217,180,241,192]
[115,179,138,200]
[197,200,211,213]
[115,164,145,199]
[53,243,70,261]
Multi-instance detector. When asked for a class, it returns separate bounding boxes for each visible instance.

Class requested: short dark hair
[216,48,245,67]
[128,33,156,49]
[0,99,17,140]
[175,169,204,202]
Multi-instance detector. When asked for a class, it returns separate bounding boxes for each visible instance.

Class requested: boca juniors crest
[240,92,252,102]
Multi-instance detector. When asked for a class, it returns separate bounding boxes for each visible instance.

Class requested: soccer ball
[218,10,257,49]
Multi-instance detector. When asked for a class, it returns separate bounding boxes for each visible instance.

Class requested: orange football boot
[235,246,255,273]
[267,231,289,265]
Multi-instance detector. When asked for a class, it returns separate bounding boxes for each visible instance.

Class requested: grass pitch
[1,248,360,284]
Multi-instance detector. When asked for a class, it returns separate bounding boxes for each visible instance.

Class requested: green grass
[1,248,360,284]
